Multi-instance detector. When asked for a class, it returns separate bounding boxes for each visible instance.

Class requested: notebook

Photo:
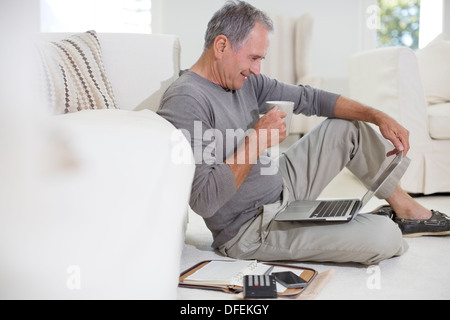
[179,260,318,297]
[275,152,403,223]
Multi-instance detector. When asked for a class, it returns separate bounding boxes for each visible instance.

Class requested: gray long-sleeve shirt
[157,71,339,248]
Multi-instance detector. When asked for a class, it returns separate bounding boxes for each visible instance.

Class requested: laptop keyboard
[309,200,354,218]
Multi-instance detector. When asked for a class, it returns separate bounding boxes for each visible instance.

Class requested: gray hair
[204,0,273,51]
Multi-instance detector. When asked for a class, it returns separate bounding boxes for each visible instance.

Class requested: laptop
[275,152,403,223]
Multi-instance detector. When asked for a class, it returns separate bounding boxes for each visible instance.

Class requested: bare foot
[386,186,432,220]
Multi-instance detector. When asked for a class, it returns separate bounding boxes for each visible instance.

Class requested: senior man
[158,0,449,265]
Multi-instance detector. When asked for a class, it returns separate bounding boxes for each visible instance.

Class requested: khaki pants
[219,119,410,265]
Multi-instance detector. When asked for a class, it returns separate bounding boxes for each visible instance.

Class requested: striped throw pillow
[39,30,118,114]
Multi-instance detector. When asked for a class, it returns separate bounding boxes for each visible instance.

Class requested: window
[40,0,152,34]
[377,0,421,50]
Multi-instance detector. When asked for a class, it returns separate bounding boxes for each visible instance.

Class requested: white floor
[178,166,450,300]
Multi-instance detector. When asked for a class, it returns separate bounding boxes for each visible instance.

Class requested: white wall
[152,0,225,71]
[153,0,377,86]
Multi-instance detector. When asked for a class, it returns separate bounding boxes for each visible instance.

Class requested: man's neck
[190,51,223,88]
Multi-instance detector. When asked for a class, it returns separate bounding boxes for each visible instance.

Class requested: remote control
[243,275,277,299]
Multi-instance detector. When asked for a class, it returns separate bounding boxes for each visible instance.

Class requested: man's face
[220,22,270,91]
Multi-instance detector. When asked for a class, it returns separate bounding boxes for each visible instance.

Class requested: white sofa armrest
[1,109,194,299]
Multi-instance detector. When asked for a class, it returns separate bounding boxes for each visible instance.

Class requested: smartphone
[273,271,307,289]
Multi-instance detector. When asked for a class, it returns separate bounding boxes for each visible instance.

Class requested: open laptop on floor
[275,152,403,223]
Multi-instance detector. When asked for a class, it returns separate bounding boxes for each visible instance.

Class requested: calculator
[243,275,277,299]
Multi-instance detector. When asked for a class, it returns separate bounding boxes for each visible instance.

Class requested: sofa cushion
[428,103,450,140]
[416,33,450,106]
[39,30,118,114]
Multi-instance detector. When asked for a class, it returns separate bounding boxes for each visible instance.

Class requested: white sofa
[0,33,194,299]
[349,38,450,195]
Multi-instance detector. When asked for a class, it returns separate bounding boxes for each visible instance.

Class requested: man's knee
[359,215,408,265]
[317,118,360,135]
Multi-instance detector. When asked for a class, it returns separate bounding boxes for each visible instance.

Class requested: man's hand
[334,96,410,158]
[376,112,410,157]
[253,106,287,152]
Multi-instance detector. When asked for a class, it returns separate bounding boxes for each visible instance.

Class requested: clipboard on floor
[179,260,318,298]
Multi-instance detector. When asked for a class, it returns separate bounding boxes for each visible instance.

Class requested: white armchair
[349,40,450,195]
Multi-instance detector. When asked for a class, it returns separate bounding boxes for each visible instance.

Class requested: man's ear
[213,35,229,59]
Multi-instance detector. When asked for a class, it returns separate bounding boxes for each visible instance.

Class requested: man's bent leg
[277,118,410,202]
[221,198,408,265]
[220,119,410,264]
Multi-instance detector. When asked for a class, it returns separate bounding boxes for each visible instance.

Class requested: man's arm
[333,96,410,157]
[226,107,287,189]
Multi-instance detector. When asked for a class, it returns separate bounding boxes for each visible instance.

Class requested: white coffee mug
[266,101,294,135]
